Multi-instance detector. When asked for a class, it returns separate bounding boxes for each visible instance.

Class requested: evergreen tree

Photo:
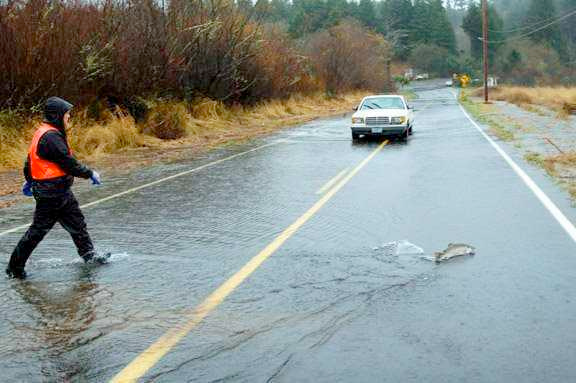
[269,0,291,23]
[493,0,528,30]
[254,0,271,21]
[524,0,566,58]
[411,0,456,53]
[236,0,253,14]
[411,0,429,44]
[462,4,482,58]
[380,0,413,31]
[357,0,377,29]
[429,0,456,52]
[348,1,360,22]
[325,0,350,27]
[289,0,328,37]
[559,0,576,46]
[379,0,414,59]
[446,0,468,11]
[462,3,503,61]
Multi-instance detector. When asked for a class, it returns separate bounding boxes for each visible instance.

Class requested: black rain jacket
[24,97,93,197]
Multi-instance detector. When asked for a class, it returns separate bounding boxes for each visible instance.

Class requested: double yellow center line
[316,167,350,195]
[110,140,388,382]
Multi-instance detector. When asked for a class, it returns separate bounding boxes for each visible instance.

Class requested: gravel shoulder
[462,92,576,201]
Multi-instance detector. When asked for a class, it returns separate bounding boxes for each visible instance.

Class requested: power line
[479,8,576,44]
[488,5,576,34]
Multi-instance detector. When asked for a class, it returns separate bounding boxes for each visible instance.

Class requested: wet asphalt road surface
[1,81,576,382]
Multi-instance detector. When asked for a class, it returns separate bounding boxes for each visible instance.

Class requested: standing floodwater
[1,81,576,382]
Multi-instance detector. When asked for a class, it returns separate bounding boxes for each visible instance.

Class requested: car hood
[352,109,407,118]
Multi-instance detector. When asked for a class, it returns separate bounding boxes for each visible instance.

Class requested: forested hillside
[0,0,574,112]
[461,0,575,84]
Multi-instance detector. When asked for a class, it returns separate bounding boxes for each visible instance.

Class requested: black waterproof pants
[9,191,94,271]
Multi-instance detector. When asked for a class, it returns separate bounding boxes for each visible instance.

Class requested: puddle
[30,252,129,268]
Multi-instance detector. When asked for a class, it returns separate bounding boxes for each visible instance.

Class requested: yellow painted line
[109,140,388,383]
[316,167,350,195]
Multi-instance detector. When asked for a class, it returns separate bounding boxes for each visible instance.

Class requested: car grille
[365,117,390,125]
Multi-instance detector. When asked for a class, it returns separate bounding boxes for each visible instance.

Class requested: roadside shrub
[166,1,261,103]
[496,89,532,105]
[144,103,189,140]
[0,0,103,108]
[0,110,34,169]
[71,112,140,154]
[247,24,317,100]
[306,20,391,94]
[0,0,322,112]
[486,86,576,115]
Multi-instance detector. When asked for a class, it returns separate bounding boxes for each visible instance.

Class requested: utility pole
[482,0,489,103]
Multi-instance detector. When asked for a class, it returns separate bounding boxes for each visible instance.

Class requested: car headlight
[391,116,406,124]
[352,117,364,124]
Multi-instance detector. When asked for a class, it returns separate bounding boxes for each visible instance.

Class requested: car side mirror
[353,105,358,111]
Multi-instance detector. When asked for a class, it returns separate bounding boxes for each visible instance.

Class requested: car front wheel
[400,128,409,142]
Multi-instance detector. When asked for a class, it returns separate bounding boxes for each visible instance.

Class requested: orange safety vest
[29,123,68,180]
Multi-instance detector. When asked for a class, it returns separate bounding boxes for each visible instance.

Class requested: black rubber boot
[6,266,27,279]
[81,251,111,265]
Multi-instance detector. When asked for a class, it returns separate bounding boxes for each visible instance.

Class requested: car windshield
[360,97,405,110]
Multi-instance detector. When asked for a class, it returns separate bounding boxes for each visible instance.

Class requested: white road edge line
[459,104,576,243]
[0,142,281,238]
[316,168,350,195]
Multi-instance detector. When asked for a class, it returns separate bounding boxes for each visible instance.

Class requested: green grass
[460,90,515,141]
[490,121,515,141]
[524,151,547,169]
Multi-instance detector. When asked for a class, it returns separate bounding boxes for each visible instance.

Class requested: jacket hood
[44,97,73,132]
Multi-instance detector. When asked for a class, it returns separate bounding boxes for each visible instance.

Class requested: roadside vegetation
[525,151,576,200]
[459,91,516,141]
[455,0,576,202]
[459,0,576,86]
[0,0,469,177]
[0,92,368,171]
[2,0,576,195]
[473,87,576,117]
[461,87,576,202]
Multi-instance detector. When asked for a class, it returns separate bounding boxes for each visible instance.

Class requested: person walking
[6,97,108,279]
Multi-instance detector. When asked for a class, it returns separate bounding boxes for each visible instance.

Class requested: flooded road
[2,82,576,382]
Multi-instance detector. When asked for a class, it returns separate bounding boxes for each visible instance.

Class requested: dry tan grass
[483,86,576,116]
[545,152,576,200]
[0,114,36,169]
[0,91,368,172]
[548,152,576,169]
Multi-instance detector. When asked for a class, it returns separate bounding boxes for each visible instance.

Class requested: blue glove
[22,181,33,197]
[90,170,102,186]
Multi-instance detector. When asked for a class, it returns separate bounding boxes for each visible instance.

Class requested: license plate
[371,128,383,134]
